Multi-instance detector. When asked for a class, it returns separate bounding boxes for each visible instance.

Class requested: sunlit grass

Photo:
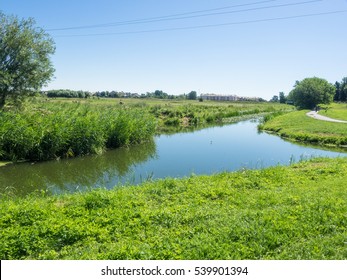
[1,157,346,260]
[318,103,347,121]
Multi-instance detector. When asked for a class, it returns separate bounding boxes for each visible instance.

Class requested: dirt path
[306,111,347,123]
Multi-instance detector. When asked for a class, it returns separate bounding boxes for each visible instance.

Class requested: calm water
[1,119,346,196]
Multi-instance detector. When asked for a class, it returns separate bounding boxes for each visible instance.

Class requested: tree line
[44,89,199,100]
[46,89,92,98]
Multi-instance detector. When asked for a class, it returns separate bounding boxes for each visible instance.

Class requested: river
[0,119,346,196]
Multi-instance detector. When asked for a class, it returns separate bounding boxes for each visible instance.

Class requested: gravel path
[306,111,347,123]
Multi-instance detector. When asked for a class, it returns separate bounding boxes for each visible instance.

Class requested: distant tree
[334,81,341,101]
[153,90,168,99]
[270,95,279,102]
[187,91,197,100]
[46,89,92,98]
[338,77,347,102]
[279,92,286,103]
[289,77,335,109]
[0,13,55,108]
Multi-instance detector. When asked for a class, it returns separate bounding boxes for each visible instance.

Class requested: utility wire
[47,0,321,31]
[47,0,279,31]
[54,10,346,38]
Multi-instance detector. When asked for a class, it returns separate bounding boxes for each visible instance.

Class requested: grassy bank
[1,157,346,260]
[0,98,291,162]
[259,110,347,147]
[318,103,347,121]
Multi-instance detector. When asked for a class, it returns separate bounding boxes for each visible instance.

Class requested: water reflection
[0,139,156,196]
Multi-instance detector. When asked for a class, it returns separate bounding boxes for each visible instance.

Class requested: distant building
[200,93,263,102]
[200,94,239,101]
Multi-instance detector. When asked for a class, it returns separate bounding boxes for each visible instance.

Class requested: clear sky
[1,0,347,99]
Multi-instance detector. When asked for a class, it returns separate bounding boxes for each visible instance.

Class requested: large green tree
[0,12,55,108]
[289,77,335,109]
[187,90,197,100]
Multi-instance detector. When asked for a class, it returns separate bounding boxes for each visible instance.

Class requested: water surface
[0,120,345,196]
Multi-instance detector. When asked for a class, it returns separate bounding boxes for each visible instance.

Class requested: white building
[200,94,239,101]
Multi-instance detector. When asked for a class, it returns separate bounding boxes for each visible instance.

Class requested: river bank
[1,157,346,260]
[259,110,347,147]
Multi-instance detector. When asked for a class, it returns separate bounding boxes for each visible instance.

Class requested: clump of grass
[0,103,156,161]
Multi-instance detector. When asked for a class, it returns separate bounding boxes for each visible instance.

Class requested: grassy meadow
[259,109,347,147]
[1,157,346,260]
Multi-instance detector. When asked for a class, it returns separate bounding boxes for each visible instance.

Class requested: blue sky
[1,0,347,99]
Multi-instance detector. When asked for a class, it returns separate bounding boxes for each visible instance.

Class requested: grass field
[318,103,347,121]
[259,108,347,147]
[1,157,346,260]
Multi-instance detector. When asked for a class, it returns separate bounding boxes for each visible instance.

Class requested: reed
[0,102,156,161]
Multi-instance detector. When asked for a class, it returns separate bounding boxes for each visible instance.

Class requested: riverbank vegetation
[1,157,346,260]
[259,109,347,147]
[0,98,291,162]
[0,101,156,161]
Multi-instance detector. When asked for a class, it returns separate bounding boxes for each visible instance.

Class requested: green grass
[0,101,156,161]
[259,110,347,147]
[1,157,347,260]
[318,103,347,121]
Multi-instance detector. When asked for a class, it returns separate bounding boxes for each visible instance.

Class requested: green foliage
[269,95,279,102]
[279,92,286,104]
[150,101,292,130]
[0,13,55,108]
[187,91,197,100]
[289,77,335,109]
[334,77,347,102]
[1,158,347,259]
[0,102,156,161]
[46,89,92,99]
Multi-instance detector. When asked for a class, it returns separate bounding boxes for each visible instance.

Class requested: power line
[47,0,279,31]
[47,0,321,31]
[54,10,346,38]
